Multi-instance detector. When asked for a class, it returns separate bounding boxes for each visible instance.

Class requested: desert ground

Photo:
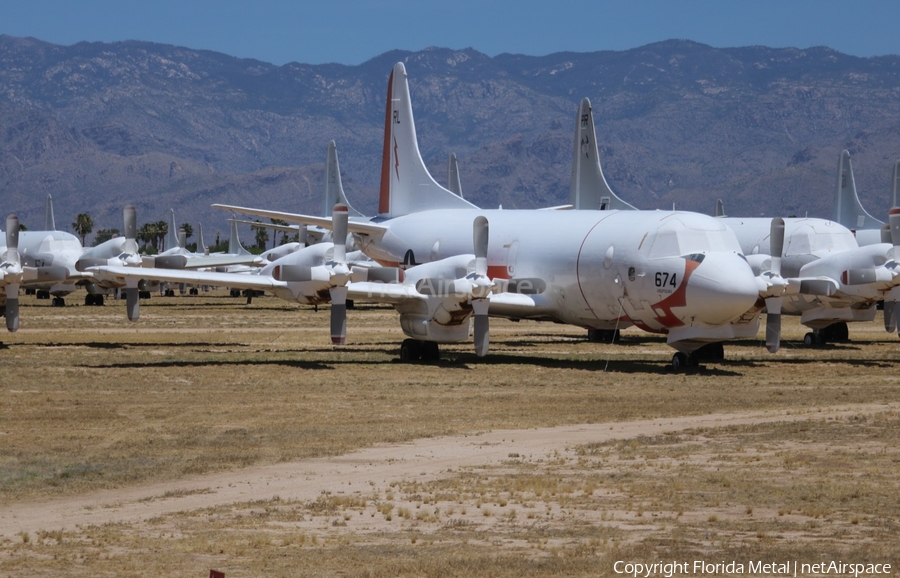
[1,291,899,577]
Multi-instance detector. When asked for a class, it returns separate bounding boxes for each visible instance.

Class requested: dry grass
[1,291,900,575]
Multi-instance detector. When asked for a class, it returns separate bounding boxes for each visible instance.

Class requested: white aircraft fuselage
[357,208,760,345]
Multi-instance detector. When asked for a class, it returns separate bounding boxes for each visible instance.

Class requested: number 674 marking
[655,271,676,288]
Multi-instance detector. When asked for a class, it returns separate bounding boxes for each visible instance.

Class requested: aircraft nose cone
[686,253,758,325]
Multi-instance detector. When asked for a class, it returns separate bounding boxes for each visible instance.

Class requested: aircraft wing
[346,281,420,304]
[212,204,387,237]
[88,265,286,291]
[146,253,265,270]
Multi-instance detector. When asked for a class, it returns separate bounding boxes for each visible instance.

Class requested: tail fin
[447,153,464,198]
[892,160,900,209]
[198,223,206,253]
[324,140,366,218]
[44,194,56,230]
[714,199,726,217]
[166,209,180,250]
[378,62,477,218]
[569,97,636,211]
[833,150,882,229]
[228,216,250,255]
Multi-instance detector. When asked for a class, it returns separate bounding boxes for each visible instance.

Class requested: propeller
[764,217,786,353]
[328,204,351,345]
[471,216,491,356]
[121,206,141,322]
[3,215,23,332]
[885,207,900,333]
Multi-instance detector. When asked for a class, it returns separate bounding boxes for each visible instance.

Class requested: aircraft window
[682,253,706,263]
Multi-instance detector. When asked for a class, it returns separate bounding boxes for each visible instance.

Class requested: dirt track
[3,402,891,540]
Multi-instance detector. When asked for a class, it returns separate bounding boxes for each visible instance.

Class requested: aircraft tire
[671,352,689,372]
[803,332,817,347]
[422,341,440,361]
[400,339,421,362]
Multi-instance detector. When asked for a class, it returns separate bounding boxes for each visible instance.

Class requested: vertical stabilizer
[44,195,56,230]
[228,216,250,255]
[377,62,477,218]
[833,150,882,229]
[447,153,463,198]
[569,98,636,211]
[892,160,900,209]
[198,223,206,252]
[166,209,180,250]
[714,199,726,217]
[324,140,365,218]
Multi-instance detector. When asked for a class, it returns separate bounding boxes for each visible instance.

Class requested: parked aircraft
[209,62,784,369]
[569,98,900,346]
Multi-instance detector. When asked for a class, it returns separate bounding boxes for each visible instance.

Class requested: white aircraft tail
[714,199,726,217]
[892,160,900,208]
[44,194,56,230]
[833,150,882,229]
[570,97,636,211]
[228,216,251,255]
[323,140,365,218]
[377,62,477,218]
[198,223,206,253]
[447,153,463,198]
[166,209,180,250]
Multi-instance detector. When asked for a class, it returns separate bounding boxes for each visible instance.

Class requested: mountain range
[1,35,900,242]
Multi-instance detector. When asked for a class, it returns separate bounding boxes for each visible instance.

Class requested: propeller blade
[298,225,309,247]
[473,216,488,277]
[884,301,897,333]
[331,204,348,263]
[329,286,348,345]
[5,284,19,332]
[769,217,785,278]
[764,296,783,353]
[124,205,138,255]
[126,287,140,322]
[5,215,19,265]
[889,207,900,263]
[472,298,490,357]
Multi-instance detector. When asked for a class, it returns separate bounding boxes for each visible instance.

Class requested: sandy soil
[2,402,891,540]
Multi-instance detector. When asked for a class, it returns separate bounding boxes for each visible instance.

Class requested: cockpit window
[682,253,706,263]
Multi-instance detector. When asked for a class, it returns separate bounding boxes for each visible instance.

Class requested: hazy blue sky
[3,0,899,65]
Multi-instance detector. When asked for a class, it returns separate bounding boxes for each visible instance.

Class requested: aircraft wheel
[345,300,355,310]
[422,341,440,361]
[400,339,421,362]
[84,294,93,306]
[96,295,104,306]
[829,322,849,342]
[671,352,689,372]
[803,332,817,347]
[139,291,152,300]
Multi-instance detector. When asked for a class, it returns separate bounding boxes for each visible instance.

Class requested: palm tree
[154,220,168,252]
[72,213,93,245]
[254,220,269,251]
[270,218,289,248]
[180,223,193,242]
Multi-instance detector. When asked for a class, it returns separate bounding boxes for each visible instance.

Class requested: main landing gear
[84,294,105,306]
[400,339,441,362]
[587,329,620,343]
[51,297,66,307]
[803,322,849,347]
[670,342,725,372]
